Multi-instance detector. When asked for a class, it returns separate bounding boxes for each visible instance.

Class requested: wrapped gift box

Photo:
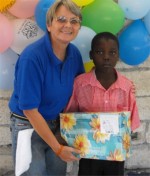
[60,111,131,161]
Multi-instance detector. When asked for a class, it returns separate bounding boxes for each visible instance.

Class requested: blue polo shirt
[9,32,84,120]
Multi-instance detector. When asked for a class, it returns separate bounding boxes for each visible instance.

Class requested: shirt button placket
[104,92,109,111]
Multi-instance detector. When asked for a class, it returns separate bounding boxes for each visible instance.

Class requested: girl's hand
[57,145,81,162]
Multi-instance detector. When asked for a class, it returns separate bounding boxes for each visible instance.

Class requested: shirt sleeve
[64,81,79,112]
[17,56,44,110]
[128,87,141,131]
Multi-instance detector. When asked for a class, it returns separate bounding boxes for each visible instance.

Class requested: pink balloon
[8,0,39,18]
[0,13,14,53]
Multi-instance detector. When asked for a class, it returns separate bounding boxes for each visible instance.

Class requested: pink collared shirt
[65,69,140,131]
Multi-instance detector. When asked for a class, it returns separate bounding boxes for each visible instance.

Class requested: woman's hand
[57,145,81,162]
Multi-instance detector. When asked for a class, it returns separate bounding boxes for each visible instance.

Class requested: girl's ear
[89,50,93,60]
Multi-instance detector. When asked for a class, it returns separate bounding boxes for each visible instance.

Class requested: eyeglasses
[55,16,81,26]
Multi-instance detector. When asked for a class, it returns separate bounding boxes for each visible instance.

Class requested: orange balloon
[0,0,16,12]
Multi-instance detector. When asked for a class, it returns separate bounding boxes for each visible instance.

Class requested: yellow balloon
[0,0,16,12]
[84,61,94,72]
[72,0,94,7]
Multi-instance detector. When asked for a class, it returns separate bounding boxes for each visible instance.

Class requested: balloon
[35,0,55,31]
[118,0,150,20]
[71,26,96,63]
[8,0,39,18]
[72,0,94,7]
[0,48,18,90]
[0,13,14,53]
[84,61,94,72]
[144,10,150,34]
[0,0,15,12]
[82,0,125,34]
[10,19,45,54]
[119,20,150,66]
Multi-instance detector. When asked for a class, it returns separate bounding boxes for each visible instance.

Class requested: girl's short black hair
[91,32,119,50]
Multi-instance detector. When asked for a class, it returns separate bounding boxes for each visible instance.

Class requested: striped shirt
[65,69,140,131]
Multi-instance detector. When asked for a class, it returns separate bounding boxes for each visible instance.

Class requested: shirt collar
[81,68,128,91]
[113,70,128,91]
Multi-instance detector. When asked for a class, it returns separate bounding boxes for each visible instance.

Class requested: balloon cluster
[0,0,150,90]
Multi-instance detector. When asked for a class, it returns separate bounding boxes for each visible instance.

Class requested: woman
[9,0,84,175]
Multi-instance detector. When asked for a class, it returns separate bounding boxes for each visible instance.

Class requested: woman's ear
[47,24,52,32]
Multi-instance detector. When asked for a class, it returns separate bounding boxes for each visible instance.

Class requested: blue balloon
[144,10,150,35]
[34,0,55,31]
[0,48,18,90]
[118,20,150,66]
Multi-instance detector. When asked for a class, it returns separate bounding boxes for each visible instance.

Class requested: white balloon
[118,0,150,20]
[71,26,96,63]
[0,48,18,90]
[10,19,45,54]
[144,10,150,35]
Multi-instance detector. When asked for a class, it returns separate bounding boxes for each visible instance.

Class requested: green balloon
[81,0,125,34]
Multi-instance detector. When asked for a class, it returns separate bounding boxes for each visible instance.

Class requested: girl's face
[90,38,119,71]
[47,5,81,45]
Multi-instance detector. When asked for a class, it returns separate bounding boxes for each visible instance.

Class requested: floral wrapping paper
[60,111,131,161]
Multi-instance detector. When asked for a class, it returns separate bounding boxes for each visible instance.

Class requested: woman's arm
[23,109,80,162]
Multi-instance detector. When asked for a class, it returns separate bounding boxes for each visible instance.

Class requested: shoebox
[60,111,131,161]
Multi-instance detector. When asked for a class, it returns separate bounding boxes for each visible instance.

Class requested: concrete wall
[0,4,150,174]
[0,58,150,175]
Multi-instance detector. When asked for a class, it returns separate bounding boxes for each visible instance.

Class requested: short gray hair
[46,0,82,26]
